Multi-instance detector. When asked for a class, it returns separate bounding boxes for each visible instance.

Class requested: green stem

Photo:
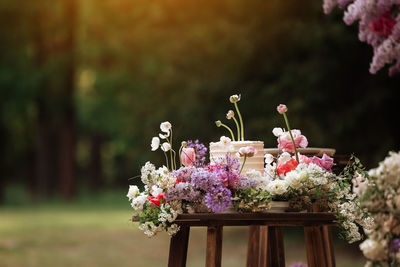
[234,102,244,141]
[172,149,177,170]
[283,113,299,163]
[232,116,241,141]
[163,151,169,170]
[239,156,247,174]
[165,135,175,170]
[178,144,184,167]
[219,122,235,141]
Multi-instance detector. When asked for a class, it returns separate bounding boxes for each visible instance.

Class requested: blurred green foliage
[1,0,399,202]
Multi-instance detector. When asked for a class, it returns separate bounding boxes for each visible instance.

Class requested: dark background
[1,0,399,204]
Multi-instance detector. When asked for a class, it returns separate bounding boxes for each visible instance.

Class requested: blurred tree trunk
[89,133,104,191]
[59,0,78,200]
[33,5,57,199]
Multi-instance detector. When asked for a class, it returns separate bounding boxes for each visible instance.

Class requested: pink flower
[277,130,308,153]
[310,154,335,172]
[298,154,312,164]
[181,147,196,167]
[237,146,257,157]
[277,104,288,114]
[369,12,396,37]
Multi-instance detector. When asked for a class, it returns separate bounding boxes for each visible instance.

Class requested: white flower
[151,185,163,197]
[219,136,231,146]
[159,132,170,139]
[359,239,387,260]
[126,185,139,200]
[264,153,274,164]
[161,142,171,152]
[160,121,172,133]
[352,172,368,196]
[266,179,288,195]
[151,137,160,151]
[229,94,241,103]
[285,171,306,189]
[272,127,284,137]
[131,193,148,211]
[277,152,291,164]
[226,110,235,119]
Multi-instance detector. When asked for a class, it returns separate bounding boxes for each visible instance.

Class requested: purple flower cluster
[323,0,400,75]
[390,238,400,253]
[171,166,198,183]
[205,186,232,212]
[191,170,222,191]
[213,154,255,190]
[186,140,208,167]
[165,182,202,202]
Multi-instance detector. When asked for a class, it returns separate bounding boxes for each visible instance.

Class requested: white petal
[272,127,284,137]
[151,137,160,151]
[161,142,171,152]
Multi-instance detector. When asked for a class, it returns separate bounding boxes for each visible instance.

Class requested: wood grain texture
[246,226,268,267]
[168,226,190,267]
[304,226,336,267]
[206,225,223,267]
[266,226,285,267]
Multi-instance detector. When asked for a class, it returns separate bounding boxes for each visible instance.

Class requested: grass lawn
[0,192,366,267]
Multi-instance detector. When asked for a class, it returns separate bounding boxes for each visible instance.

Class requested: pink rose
[310,154,335,172]
[181,147,196,167]
[277,104,288,114]
[277,129,308,153]
[237,146,257,157]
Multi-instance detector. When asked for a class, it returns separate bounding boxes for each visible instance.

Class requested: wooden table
[163,212,336,267]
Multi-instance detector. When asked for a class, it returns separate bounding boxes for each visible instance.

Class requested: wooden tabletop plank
[132,212,336,226]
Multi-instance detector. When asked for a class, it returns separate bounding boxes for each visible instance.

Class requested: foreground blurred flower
[160,121,172,133]
[151,137,160,151]
[359,239,387,261]
[272,127,284,137]
[181,147,196,167]
[369,12,396,37]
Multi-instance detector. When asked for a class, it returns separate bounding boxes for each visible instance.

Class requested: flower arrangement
[323,0,400,75]
[357,151,400,266]
[127,96,372,243]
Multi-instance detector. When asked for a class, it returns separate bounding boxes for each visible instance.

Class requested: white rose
[161,142,171,152]
[266,179,288,195]
[126,185,139,200]
[264,153,274,164]
[151,137,160,151]
[160,121,172,133]
[285,171,302,189]
[272,127,284,137]
[359,239,387,260]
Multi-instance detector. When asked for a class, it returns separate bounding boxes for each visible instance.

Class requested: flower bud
[277,104,288,114]
[226,110,235,119]
[215,120,222,127]
[229,94,241,103]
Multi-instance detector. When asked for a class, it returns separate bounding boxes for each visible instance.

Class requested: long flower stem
[163,151,170,170]
[219,122,235,141]
[239,156,247,174]
[172,149,177,170]
[165,135,175,170]
[234,102,244,141]
[170,129,174,170]
[232,116,241,141]
[178,144,184,167]
[283,113,299,163]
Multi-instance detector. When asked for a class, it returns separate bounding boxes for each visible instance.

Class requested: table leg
[246,225,268,267]
[206,225,223,267]
[168,225,190,267]
[304,225,335,267]
[266,226,285,267]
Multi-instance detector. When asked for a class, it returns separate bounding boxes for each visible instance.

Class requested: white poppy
[160,121,172,133]
[151,137,160,151]
[272,127,284,137]
[264,153,274,164]
[161,142,171,152]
